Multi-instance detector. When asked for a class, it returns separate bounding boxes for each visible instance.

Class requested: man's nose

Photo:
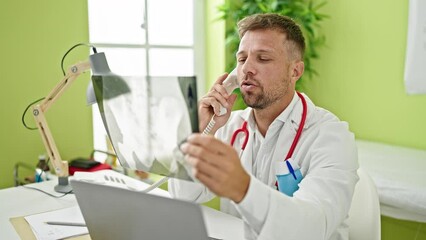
[241,58,256,77]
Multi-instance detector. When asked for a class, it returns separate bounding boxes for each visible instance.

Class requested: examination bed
[356,140,426,223]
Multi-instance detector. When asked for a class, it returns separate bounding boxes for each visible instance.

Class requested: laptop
[70,178,217,240]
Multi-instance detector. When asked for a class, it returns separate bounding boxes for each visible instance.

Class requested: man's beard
[241,78,291,110]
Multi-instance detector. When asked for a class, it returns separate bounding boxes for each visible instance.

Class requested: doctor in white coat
[169,13,359,240]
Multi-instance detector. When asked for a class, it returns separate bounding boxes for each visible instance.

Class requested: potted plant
[218,0,328,109]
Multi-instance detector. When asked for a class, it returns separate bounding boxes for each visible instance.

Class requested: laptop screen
[71,180,212,240]
[92,73,198,181]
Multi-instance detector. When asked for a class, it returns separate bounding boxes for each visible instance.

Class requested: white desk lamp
[32,52,128,193]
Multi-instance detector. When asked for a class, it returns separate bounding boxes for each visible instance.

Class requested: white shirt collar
[274,92,299,123]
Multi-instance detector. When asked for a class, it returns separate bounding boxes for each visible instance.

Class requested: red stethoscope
[230,92,307,187]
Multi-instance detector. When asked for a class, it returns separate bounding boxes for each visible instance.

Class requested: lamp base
[54,176,73,193]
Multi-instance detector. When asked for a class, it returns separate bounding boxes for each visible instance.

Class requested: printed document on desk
[24,206,88,240]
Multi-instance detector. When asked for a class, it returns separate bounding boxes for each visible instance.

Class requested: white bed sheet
[356,140,426,222]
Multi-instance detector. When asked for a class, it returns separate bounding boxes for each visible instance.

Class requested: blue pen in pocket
[275,158,303,197]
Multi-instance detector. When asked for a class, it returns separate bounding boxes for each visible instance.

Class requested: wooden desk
[1,179,244,239]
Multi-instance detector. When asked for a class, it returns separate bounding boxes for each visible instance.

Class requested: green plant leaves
[218,0,329,91]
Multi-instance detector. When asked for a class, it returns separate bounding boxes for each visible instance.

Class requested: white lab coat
[169,93,359,240]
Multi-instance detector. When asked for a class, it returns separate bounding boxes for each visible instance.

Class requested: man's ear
[291,61,305,83]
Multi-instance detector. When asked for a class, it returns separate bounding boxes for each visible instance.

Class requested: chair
[348,168,381,240]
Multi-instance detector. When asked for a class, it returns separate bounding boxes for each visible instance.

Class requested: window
[88,0,205,159]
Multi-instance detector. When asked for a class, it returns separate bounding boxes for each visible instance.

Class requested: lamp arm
[32,61,91,177]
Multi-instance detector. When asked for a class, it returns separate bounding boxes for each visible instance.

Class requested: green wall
[0,0,92,189]
[300,1,426,239]
[205,0,226,91]
[304,0,426,150]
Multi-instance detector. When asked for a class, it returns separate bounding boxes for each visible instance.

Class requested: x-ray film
[92,74,198,181]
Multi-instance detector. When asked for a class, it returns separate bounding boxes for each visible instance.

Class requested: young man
[169,13,358,240]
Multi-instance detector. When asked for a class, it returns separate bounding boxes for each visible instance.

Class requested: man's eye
[259,58,271,62]
[238,58,246,63]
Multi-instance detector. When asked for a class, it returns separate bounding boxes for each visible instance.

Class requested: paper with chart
[24,206,88,240]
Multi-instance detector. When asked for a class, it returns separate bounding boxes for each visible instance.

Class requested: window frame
[87,0,205,158]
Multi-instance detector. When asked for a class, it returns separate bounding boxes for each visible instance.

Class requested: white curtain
[404,0,426,94]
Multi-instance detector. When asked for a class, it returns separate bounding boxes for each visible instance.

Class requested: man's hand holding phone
[199,70,238,134]
[183,70,250,202]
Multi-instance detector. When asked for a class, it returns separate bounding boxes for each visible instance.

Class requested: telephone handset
[218,68,238,116]
[203,68,238,135]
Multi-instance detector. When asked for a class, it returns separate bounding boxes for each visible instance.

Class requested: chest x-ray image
[92,73,198,181]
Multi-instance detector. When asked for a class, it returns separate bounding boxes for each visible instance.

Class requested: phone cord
[202,115,216,135]
[140,176,169,193]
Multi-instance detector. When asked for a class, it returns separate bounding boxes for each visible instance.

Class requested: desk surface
[1,179,244,240]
